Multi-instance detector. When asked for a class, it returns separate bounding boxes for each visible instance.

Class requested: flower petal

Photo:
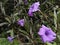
[47,35,56,42]
[28,2,40,16]
[41,35,49,43]
[48,28,56,36]
[38,28,45,35]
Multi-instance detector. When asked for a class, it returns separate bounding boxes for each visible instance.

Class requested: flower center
[45,31,49,36]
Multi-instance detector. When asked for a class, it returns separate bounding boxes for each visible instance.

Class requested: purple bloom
[23,0,28,5]
[17,19,24,26]
[28,2,40,16]
[38,25,56,43]
[7,36,14,42]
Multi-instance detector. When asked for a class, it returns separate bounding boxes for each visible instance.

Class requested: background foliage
[0,0,60,45]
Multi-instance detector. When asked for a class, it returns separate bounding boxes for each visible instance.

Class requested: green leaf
[5,17,11,23]
[0,22,8,26]
[46,42,57,45]
[46,42,52,45]
[0,38,10,45]
[7,29,14,37]
[19,29,29,36]
[53,42,56,45]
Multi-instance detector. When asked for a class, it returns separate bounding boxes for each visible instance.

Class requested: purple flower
[28,2,40,16]
[23,0,28,5]
[17,19,24,26]
[38,25,56,43]
[7,36,14,42]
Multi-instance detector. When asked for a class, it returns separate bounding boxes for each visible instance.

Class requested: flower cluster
[17,1,56,43]
[14,1,56,43]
